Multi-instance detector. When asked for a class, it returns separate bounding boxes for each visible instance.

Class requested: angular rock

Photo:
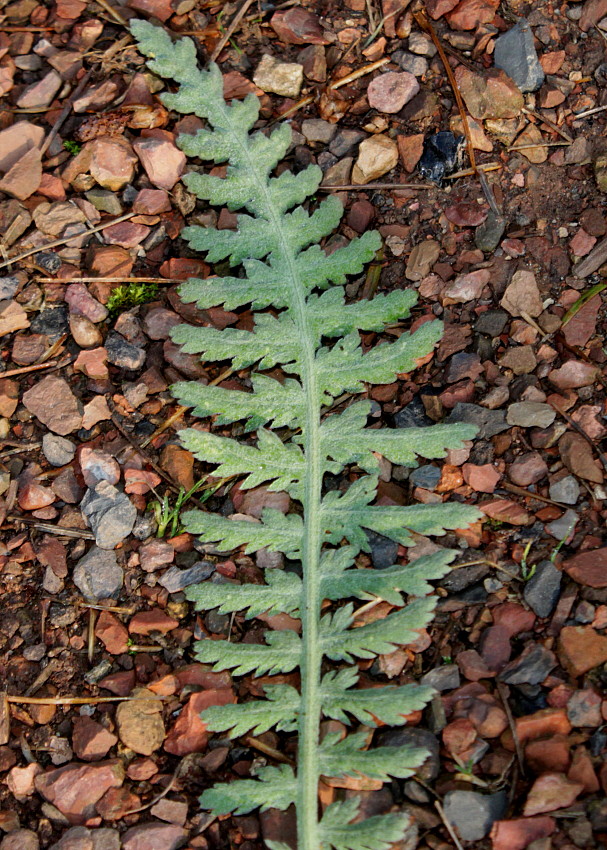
[506,402,555,429]
[490,817,555,850]
[456,66,523,119]
[443,790,507,841]
[0,829,39,850]
[23,376,83,436]
[448,403,508,439]
[562,547,607,588]
[129,610,179,635]
[73,546,123,600]
[352,135,398,184]
[405,240,440,281]
[122,822,188,850]
[34,760,124,825]
[105,332,146,371]
[72,717,118,762]
[442,269,490,303]
[0,300,29,335]
[559,432,603,484]
[270,8,329,44]
[549,360,598,390]
[95,611,129,655]
[253,54,303,98]
[0,121,45,173]
[132,136,185,191]
[524,560,562,618]
[81,482,137,550]
[367,71,419,113]
[523,772,583,816]
[0,147,42,200]
[164,688,235,756]
[558,626,607,677]
[500,270,543,317]
[499,643,556,685]
[90,137,137,192]
[494,22,544,92]
[158,561,215,593]
[79,448,120,489]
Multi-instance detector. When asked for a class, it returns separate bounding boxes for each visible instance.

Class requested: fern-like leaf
[131,20,482,850]
[320,800,415,850]
[200,764,296,815]
[203,684,299,736]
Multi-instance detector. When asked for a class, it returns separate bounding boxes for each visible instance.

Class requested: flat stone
[35,760,124,825]
[567,688,602,727]
[455,66,523,119]
[559,432,603,483]
[253,54,303,98]
[164,688,235,756]
[444,790,508,841]
[95,611,129,655]
[81,481,137,550]
[72,717,118,762]
[270,8,329,44]
[500,270,543,317]
[500,345,537,375]
[17,70,62,108]
[405,239,440,281]
[507,402,555,429]
[490,817,556,850]
[42,434,76,467]
[475,211,507,253]
[132,136,185,191]
[0,121,44,173]
[116,689,165,756]
[73,546,123,600]
[23,376,83,436]
[139,539,174,573]
[352,134,398,184]
[129,610,179,636]
[442,269,490,303]
[421,664,460,692]
[499,643,556,685]
[0,829,39,850]
[367,71,419,113]
[549,475,579,505]
[79,448,120,489]
[508,452,548,486]
[158,561,215,593]
[558,625,607,677]
[523,773,583,816]
[122,822,188,850]
[89,137,137,192]
[494,22,544,92]
[0,299,29,335]
[524,560,562,618]
[548,360,598,389]
[562,547,607,588]
[448,403,508,439]
[447,0,499,30]
[0,147,42,200]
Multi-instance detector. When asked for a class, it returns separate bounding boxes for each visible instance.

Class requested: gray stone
[301,119,336,145]
[105,332,146,371]
[395,396,433,429]
[85,188,123,215]
[475,310,508,337]
[81,481,136,550]
[524,559,562,618]
[0,830,39,850]
[0,277,19,300]
[494,22,544,93]
[545,508,577,541]
[549,475,580,505]
[366,529,399,569]
[42,434,76,467]
[410,465,441,491]
[29,305,69,340]
[329,128,366,157]
[475,211,506,253]
[397,52,428,77]
[379,727,439,781]
[507,402,556,429]
[421,664,460,692]
[499,643,556,685]
[448,403,509,439]
[73,546,123,600]
[443,790,508,842]
[158,561,215,593]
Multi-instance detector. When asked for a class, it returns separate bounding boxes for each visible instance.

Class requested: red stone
[164,688,235,756]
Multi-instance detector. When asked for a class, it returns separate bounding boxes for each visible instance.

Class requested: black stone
[418,132,465,185]
[475,310,508,337]
[366,529,399,569]
[524,560,562,618]
[394,396,433,429]
[447,403,509,439]
[30,305,69,340]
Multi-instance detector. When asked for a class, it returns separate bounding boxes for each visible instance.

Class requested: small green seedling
[150,478,213,538]
[106,281,160,316]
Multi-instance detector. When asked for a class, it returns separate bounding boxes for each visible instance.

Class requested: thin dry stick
[414,9,500,215]
[245,734,295,765]
[495,681,525,776]
[5,516,95,539]
[40,67,95,157]
[35,277,185,284]
[0,212,136,270]
[77,600,135,614]
[6,694,163,705]
[25,659,62,697]
[0,361,58,379]
[91,0,130,26]
[574,103,607,120]
[319,182,436,192]
[508,141,569,151]
[210,0,257,62]
[435,800,465,850]
[501,482,566,509]
[522,106,572,143]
